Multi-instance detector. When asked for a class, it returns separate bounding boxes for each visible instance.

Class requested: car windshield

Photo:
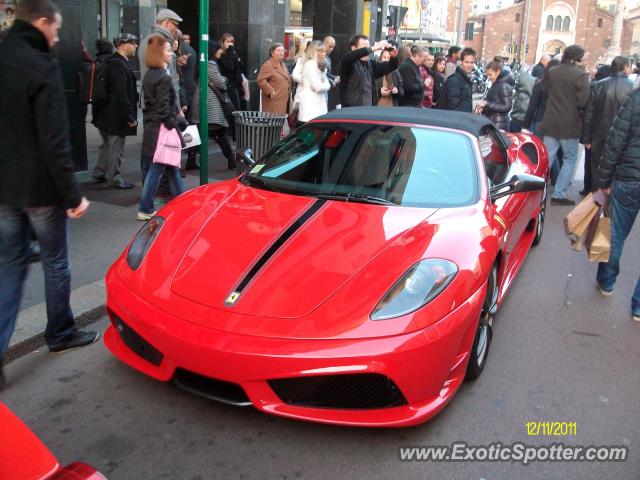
[241,123,479,208]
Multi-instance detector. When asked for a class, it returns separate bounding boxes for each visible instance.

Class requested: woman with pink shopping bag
[137,34,187,221]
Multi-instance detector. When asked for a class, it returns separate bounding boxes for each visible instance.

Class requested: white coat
[297,60,331,122]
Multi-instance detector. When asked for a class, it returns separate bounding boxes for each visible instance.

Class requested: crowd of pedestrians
[1,0,639,390]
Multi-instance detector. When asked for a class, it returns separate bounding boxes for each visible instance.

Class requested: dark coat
[583,73,634,144]
[483,70,514,130]
[218,46,244,110]
[398,58,424,107]
[92,52,138,137]
[597,89,640,187]
[538,62,590,139]
[180,42,197,105]
[443,66,473,112]
[0,20,82,209]
[531,62,545,79]
[433,70,445,107]
[141,68,185,158]
[339,47,398,107]
[523,79,549,130]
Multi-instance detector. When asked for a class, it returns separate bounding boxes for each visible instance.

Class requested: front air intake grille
[268,373,408,410]
[110,311,164,366]
[173,369,252,406]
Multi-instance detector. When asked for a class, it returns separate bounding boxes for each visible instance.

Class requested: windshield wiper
[242,175,281,192]
[314,192,396,206]
[347,193,396,206]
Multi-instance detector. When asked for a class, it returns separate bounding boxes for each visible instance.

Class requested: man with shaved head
[323,36,340,106]
[531,53,551,78]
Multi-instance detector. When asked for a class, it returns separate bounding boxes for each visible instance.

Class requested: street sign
[420,10,429,30]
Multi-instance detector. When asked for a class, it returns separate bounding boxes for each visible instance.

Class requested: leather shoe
[111,179,135,190]
[185,159,200,170]
[0,360,5,390]
[49,330,100,353]
[550,197,576,206]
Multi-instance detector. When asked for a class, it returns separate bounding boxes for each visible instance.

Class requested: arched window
[546,15,554,30]
[562,16,570,31]
[554,15,562,31]
[515,13,521,23]
[597,18,603,28]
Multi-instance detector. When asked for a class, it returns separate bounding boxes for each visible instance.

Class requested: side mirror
[490,173,545,201]
[237,148,255,168]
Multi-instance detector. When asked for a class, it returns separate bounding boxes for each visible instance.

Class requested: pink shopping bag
[152,124,182,167]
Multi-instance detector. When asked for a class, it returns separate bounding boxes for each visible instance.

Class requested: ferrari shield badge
[225,291,241,305]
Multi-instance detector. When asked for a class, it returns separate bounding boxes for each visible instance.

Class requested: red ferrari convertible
[105,108,548,427]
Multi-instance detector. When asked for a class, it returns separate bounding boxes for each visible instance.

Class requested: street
[1,195,639,480]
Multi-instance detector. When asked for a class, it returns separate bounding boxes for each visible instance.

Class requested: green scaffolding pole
[198,0,209,185]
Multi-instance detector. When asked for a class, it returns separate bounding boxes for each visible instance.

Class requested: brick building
[454,0,633,65]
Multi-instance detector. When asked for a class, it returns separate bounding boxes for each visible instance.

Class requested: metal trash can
[232,111,287,172]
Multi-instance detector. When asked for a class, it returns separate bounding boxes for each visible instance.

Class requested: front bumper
[104,269,484,427]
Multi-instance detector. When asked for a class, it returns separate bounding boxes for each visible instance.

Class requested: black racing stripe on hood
[233,199,327,293]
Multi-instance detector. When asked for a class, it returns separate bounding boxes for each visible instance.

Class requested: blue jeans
[596,181,640,315]
[543,136,579,199]
[139,162,185,214]
[0,205,76,357]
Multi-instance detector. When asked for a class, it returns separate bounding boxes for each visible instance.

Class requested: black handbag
[209,82,235,118]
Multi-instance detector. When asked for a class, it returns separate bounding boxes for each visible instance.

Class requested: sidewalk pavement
[5,121,237,363]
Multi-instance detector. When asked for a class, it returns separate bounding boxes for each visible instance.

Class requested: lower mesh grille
[110,310,164,366]
[268,373,407,409]
[173,369,252,406]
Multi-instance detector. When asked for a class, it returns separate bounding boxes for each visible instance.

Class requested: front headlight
[371,259,458,320]
[126,217,164,270]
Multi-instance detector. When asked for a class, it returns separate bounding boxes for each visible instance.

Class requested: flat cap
[113,33,138,47]
[156,8,183,23]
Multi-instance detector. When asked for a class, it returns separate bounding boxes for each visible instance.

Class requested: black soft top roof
[315,106,510,144]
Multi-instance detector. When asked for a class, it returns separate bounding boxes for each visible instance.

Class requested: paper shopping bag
[152,124,182,167]
[564,193,599,242]
[587,213,611,262]
[181,124,202,149]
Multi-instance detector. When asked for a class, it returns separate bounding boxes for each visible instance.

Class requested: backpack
[82,60,109,106]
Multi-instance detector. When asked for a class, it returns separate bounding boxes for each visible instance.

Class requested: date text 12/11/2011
[526,421,577,436]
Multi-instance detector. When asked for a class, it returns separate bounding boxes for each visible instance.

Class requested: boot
[227,157,236,170]
[185,152,200,170]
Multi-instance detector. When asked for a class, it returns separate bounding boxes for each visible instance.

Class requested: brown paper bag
[564,193,599,241]
[587,214,611,262]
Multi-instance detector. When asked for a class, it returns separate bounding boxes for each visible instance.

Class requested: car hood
[171,185,437,318]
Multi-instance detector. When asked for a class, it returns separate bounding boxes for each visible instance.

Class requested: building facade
[458,0,633,65]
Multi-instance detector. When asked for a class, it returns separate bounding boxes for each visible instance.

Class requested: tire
[465,265,498,380]
[532,187,547,246]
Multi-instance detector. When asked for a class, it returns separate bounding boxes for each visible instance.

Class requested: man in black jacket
[582,56,633,193]
[0,0,97,388]
[594,89,640,322]
[339,34,398,107]
[398,45,426,107]
[443,47,475,112]
[92,33,138,189]
[531,54,551,79]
